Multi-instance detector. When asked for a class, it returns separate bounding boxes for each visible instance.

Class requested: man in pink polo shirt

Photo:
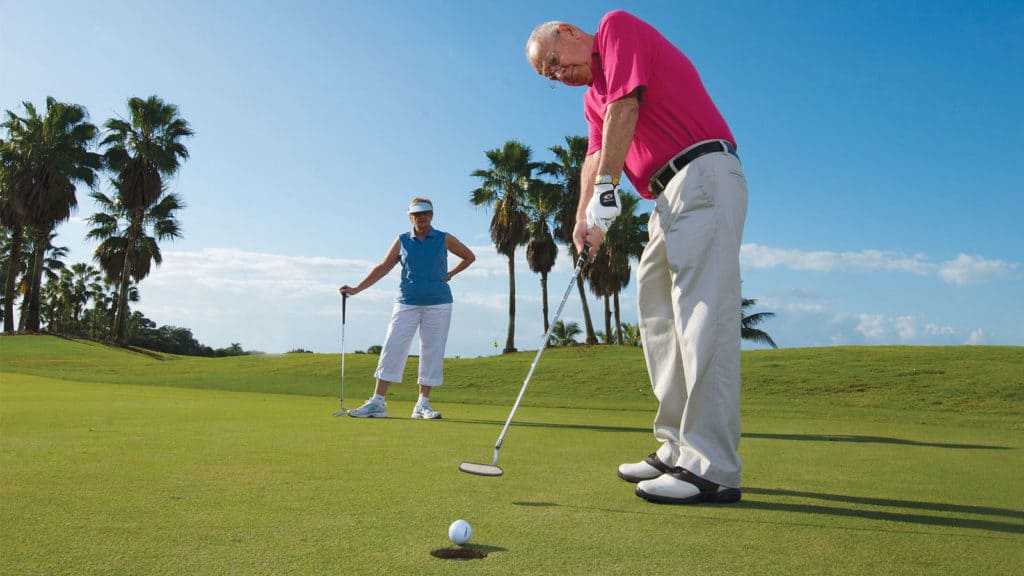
[526,10,748,505]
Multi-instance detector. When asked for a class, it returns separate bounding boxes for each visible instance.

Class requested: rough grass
[2,335,1021,415]
[1,336,1022,575]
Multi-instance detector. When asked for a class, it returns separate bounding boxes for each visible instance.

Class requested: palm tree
[470,140,539,354]
[80,276,135,341]
[1,142,20,331]
[0,184,28,332]
[66,262,104,332]
[542,135,598,344]
[87,187,184,340]
[547,319,581,347]
[619,322,642,346]
[586,244,617,343]
[2,97,102,331]
[42,261,104,336]
[41,265,74,334]
[30,239,68,330]
[100,95,192,344]
[605,191,647,343]
[742,298,778,348]
[525,181,560,335]
[585,190,647,344]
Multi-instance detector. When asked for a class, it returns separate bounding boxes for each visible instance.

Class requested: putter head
[331,409,349,417]
[459,461,504,477]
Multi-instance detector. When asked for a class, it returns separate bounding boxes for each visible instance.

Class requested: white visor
[408,202,433,214]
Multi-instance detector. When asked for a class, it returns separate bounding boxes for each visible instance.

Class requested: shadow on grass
[744,432,1010,450]
[462,543,508,553]
[447,419,1010,449]
[744,488,1024,520]
[740,488,1024,534]
[512,490,1024,535]
[445,418,648,434]
[51,334,168,360]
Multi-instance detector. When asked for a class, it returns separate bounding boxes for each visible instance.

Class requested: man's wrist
[595,174,619,187]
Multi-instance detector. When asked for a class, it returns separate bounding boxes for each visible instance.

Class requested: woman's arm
[445,234,476,282]
[339,238,402,295]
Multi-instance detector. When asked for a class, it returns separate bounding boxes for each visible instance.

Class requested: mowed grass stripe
[2,365,1022,575]
[2,336,1022,415]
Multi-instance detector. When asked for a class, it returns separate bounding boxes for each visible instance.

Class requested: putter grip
[342,293,348,323]
[581,243,591,260]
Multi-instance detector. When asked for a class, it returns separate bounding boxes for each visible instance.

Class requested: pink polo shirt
[584,10,735,198]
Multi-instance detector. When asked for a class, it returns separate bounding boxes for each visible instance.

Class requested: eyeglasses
[539,30,565,85]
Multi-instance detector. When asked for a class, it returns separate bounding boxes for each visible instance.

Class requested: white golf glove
[586,178,622,233]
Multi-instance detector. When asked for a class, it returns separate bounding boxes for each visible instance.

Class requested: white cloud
[741,244,1017,287]
[894,316,917,340]
[127,245,602,357]
[937,254,1017,287]
[853,314,959,344]
[79,242,1013,355]
[924,323,955,337]
[856,314,888,340]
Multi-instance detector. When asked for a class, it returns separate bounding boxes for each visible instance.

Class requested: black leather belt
[648,140,738,197]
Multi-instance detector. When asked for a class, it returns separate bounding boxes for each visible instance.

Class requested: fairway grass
[1,337,1022,575]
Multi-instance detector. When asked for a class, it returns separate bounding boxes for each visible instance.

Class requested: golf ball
[448,519,472,545]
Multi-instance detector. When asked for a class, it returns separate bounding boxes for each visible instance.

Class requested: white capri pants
[638,147,747,488]
[374,303,453,386]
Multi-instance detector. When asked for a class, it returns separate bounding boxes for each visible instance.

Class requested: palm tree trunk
[114,211,142,344]
[568,244,597,344]
[3,226,23,332]
[23,228,48,331]
[613,291,623,345]
[503,253,517,353]
[576,276,597,345]
[114,257,131,344]
[603,294,612,344]
[540,271,550,335]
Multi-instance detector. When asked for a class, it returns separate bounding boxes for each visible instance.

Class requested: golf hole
[431,547,488,561]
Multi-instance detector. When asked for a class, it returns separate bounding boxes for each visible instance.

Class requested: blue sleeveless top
[397,228,452,305]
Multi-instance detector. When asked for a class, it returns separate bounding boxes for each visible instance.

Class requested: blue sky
[2,0,1022,358]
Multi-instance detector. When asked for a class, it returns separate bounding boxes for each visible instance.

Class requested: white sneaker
[635,468,742,504]
[347,398,387,418]
[617,452,671,483]
[411,399,442,419]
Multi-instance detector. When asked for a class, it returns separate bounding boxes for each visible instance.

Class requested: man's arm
[574,90,640,254]
[597,90,640,180]
[577,151,601,222]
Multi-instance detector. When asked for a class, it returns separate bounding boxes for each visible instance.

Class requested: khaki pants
[638,148,747,488]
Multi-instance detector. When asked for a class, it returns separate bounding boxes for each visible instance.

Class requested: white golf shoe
[411,398,442,419]
[347,398,387,418]
[635,468,742,505]
[617,452,672,483]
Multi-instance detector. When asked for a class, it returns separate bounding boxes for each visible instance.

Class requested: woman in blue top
[339,198,476,419]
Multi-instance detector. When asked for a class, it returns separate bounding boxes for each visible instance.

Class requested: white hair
[525,21,564,59]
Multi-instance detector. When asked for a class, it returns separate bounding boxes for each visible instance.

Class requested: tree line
[0,95,230,354]
[470,138,776,351]
[1,95,775,356]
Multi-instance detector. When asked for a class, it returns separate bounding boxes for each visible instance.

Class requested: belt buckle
[649,166,669,197]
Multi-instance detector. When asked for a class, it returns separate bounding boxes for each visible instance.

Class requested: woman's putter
[331,293,349,417]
